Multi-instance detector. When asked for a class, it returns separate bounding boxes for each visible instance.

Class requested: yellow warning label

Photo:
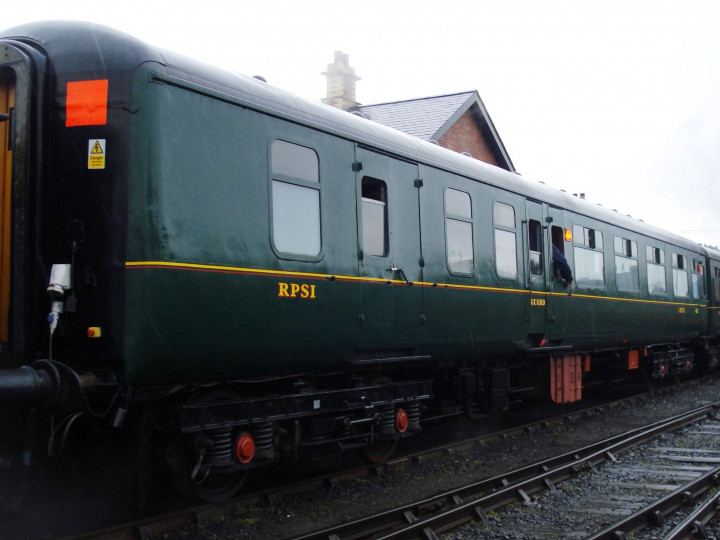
[88,139,106,169]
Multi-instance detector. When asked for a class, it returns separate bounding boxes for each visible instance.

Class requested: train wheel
[181,468,249,503]
[363,439,398,463]
[168,388,249,503]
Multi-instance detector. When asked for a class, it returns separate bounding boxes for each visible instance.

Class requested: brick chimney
[322,51,360,111]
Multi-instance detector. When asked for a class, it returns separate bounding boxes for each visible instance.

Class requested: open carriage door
[0,70,15,346]
[0,42,41,365]
[546,206,572,343]
[524,200,548,342]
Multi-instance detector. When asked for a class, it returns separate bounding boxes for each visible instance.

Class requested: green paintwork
[122,61,712,387]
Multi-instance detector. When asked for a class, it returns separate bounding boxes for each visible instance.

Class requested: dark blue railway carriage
[0,21,718,501]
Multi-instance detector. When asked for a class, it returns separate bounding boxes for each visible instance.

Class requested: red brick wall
[438,109,498,166]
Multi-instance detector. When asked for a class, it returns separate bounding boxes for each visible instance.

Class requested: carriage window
[271,140,321,257]
[672,253,689,298]
[493,202,517,279]
[445,188,473,274]
[692,259,705,299]
[646,245,667,296]
[614,236,638,292]
[528,220,542,276]
[361,177,388,257]
[714,267,720,304]
[271,140,319,182]
[573,225,604,288]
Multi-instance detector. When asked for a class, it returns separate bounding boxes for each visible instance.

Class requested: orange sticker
[66,80,108,127]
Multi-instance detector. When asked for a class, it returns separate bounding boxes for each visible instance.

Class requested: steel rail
[586,466,720,539]
[663,488,720,540]
[293,401,720,540]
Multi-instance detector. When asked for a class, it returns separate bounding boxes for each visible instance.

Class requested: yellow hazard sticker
[88,139,106,169]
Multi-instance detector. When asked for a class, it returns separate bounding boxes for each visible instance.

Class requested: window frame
[572,224,605,289]
[672,252,689,298]
[445,187,474,276]
[360,177,389,258]
[528,219,543,277]
[493,201,518,280]
[646,245,667,296]
[613,236,639,292]
[269,139,323,261]
[691,258,705,300]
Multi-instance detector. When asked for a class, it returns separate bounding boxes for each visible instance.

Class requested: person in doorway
[552,243,573,294]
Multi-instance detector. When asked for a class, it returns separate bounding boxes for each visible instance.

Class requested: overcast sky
[5,0,719,247]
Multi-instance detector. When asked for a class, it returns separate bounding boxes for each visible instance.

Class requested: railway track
[291,401,720,539]
[60,380,710,540]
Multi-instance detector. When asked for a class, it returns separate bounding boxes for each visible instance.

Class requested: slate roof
[354,91,515,172]
[355,92,473,141]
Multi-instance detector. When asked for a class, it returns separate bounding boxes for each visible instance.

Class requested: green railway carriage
[704,246,720,337]
[0,21,718,502]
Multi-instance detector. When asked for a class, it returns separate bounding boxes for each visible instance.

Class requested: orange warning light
[66,80,108,127]
[564,228,572,242]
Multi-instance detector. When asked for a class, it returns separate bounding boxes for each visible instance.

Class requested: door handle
[388,263,412,286]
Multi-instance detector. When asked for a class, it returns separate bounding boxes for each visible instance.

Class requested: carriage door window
[714,267,720,304]
[692,259,705,299]
[646,246,667,296]
[528,220,542,276]
[445,188,473,274]
[493,202,517,279]
[672,253,689,298]
[271,140,321,257]
[361,177,388,257]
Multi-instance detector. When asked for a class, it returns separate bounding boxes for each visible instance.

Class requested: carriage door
[546,207,571,341]
[354,146,423,350]
[524,200,547,338]
[0,71,15,344]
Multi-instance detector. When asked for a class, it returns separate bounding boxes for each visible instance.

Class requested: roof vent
[253,75,267,83]
[351,111,366,118]
[461,151,472,158]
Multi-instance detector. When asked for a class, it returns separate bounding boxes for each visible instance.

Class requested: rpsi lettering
[278,282,317,299]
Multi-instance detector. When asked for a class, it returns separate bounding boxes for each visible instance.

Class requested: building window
[573,225,604,288]
[614,236,639,292]
[493,201,517,279]
[271,140,321,257]
[646,245,667,296]
[361,177,388,257]
[672,253,689,298]
[445,188,473,274]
